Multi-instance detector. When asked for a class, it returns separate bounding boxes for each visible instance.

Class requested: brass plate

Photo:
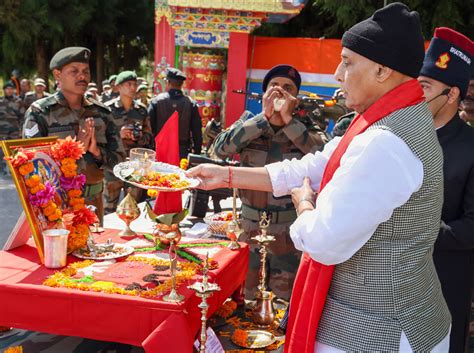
[231,329,276,349]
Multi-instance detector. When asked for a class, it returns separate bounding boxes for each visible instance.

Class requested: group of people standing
[1,47,203,224]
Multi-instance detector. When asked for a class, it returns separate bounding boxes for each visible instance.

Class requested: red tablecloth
[0,230,249,353]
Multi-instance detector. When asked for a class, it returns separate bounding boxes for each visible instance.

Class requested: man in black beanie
[188,3,450,352]
[418,27,474,353]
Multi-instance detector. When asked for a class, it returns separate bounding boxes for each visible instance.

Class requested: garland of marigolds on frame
[6,137,98,252]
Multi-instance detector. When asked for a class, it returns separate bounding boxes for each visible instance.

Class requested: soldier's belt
[241,204,297,224]
[83,182,104,198]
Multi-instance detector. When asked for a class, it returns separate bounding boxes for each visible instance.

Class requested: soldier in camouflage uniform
[23,78,50,111]
[212,65,328,300]
[148,68,203,158]
[0,81,25,174]
[103,71,154,214]
[100,75,119,103]
[0,81,25,141]
[22,47,125,223]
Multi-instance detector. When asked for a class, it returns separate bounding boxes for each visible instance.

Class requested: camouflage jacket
[23,91,51,111]
[105,97,154,154]
[0,95,25,140]
[213,111,328,210]
[22,91,125,184]
[100,91,119,103]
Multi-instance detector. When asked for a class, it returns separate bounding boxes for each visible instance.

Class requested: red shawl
[284,79,425,353]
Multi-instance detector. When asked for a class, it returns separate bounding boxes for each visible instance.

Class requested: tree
[255,0,473,39]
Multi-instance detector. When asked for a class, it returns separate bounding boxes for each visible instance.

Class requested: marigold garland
[4,347,23,353]
[4,137,96,252]
[43,257,197,299]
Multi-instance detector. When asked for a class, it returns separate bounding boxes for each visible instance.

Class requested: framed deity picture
[1,137,59,262]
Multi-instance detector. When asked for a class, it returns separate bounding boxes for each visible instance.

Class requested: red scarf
[284,79,425,353]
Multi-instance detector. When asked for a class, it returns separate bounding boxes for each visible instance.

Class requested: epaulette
[134,99,148,110]
[86,96,112,112]
[104,97,119,107]
[30,94,58,113]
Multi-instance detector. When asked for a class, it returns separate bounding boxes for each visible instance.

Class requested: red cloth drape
[284,79,425,353]
[154,111,183,215]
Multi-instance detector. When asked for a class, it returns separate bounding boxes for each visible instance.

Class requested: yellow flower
[147,189,158,198]
[180,158,189,170]
[4,346,23,353]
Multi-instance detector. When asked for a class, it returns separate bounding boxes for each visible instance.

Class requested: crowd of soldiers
[0,47,203,225]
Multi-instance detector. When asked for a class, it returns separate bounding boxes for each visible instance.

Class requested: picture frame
[1,137,59,262]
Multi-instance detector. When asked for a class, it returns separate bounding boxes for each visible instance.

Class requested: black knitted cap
[341,2,424,78]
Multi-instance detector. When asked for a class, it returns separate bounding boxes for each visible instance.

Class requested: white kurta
[265,129,450,352]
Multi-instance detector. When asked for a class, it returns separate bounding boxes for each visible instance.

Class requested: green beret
[115,71,137,85]
[49,47,91,70]
[166,68,186,81]
[137,84,148,92]
[109,74,117,83]
[3,81,15,89]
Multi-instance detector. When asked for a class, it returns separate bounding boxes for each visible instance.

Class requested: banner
[182,52,225,127]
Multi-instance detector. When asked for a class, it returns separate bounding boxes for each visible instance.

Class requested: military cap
[115,71,137,85]
[166,68,186,81]
[262,65,301,92]
[137,84,148,92]
[102,83,111,90]
[88,86,98,92]
[49,47,91,70]
[34,78,47,87]
[109,74,117,83]
[420,27,474,98]
[3,81,15,89]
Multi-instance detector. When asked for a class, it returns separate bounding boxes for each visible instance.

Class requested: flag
[153,111,182,215]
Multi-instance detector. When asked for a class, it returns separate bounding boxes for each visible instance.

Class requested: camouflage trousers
[103,175,145,215]
[85,191,104,226]
[241,219,301,301]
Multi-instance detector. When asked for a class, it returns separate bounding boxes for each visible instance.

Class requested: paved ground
[0,173,23,249]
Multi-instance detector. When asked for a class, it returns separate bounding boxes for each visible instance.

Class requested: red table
[0,231,249,353]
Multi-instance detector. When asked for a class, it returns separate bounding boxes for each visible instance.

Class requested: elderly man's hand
[186,164,228,190]
[291,177,316,215]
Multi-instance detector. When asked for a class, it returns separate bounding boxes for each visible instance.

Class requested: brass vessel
[252,290,276,327]
[116,193,140,236]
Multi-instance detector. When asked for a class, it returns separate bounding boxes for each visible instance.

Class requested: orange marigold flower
[25,175,41,188]
[62,169,77,178]
[61,163,77,174]
[50,136,85,161]
[47,209,62,222]
[69,197,85,206]
[4,346,23,353]
[19,162,34,176]
[43,203,57,216]
[5,148,35,168]
[68,189,82,198]
[30,183,46,195]
[41,200,53,209]
[60,158,76,167]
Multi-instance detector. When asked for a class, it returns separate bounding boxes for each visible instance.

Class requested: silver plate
[72,244,134,261]
[231,329,276,349]
[113,161,199,191]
